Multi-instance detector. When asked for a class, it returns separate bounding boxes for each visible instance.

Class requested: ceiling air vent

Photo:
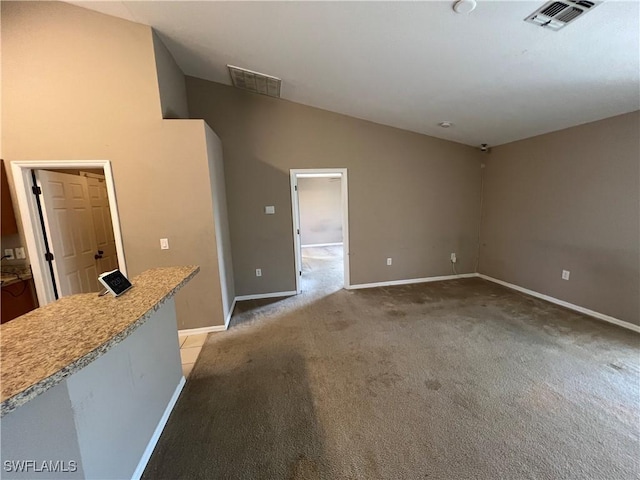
[227,65,281,98]
[525,0,600,31]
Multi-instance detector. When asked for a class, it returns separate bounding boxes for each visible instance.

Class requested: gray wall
[1,381,85,479]
[186,77,483,295]
[479,111,640,326]
[152,31,189,119]
[298,177,343,246]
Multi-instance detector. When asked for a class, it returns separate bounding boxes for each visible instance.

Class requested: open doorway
[290,169,350,293]
[11,160,127,305]
[36,169,119,297]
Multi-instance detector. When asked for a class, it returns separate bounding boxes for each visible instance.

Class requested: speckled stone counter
[0,265,199,417]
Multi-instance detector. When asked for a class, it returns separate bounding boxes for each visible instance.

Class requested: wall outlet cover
[3,249,15,260]
[265,206,275,215]
[160,238,169,250]
[562,270,570,280]
[15,247,26,260]
[256,268,262,277]
[386,258,392,266]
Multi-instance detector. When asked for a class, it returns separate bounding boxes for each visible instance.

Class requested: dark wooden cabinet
[1,159,19,235]
[1,279,38,323]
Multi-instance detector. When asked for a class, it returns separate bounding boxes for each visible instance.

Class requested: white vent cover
[525,0,600,31]
[227,65,281,98]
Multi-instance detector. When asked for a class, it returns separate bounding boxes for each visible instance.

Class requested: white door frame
[290,168,350,293]
[10,160,128,306]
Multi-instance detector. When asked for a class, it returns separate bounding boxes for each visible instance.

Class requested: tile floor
[177,332,209,378]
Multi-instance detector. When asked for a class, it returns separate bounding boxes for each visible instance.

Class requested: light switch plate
[3,249,14,260]
[160,238,169,250]
[265,206,275,215]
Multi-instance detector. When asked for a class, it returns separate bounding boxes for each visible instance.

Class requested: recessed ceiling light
[453,0,477,14]
[439,121,453,128]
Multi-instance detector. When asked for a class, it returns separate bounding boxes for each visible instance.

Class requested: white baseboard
[477,274,640,333]
[347,273,477,290]
[301,242,343,248]
[225,298,237,329]
[178,324,226,336]
[235,290,297,301]
[131,376,186,480]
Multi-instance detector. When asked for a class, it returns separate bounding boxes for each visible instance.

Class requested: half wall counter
[0,265,199,480]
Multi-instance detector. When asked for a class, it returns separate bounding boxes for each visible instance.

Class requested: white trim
[10,160,127,306]
[225,298,237,329]
[131,376,186,480]
[301,242,344,248]
[478,274,640,333]
[177,298,236,335]
[235,290,297,301]
[296,173,341,178]
[348,273,477,290]
[290,168,350,294]
[178,325,227,336]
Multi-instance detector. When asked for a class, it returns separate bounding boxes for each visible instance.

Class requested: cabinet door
[1,159,19,235]
[1,280,37,323]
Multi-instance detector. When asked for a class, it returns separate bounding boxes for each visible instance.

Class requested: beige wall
[479,111,640,325]
[204,124,235,320]
[152,31,189,120]
[186,77,483,295]
[1,1,224,329]
[298,177,343,246]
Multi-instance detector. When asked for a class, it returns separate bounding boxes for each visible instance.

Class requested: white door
[292,175,303,292]
[85,175,119,273]
[37,170,101,296]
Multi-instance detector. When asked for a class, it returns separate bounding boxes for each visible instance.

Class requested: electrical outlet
[386,258,392,266]
[3,249,14,260]
[450,253,457,263]
[264,206,275,215]
[15,247,26,260]
[256,268,262,277]
[160,238,169,250]
[562,270,570,281]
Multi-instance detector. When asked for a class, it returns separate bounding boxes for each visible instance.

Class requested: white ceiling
[68,1,639,147]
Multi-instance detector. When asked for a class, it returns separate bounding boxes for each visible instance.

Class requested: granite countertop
[0,265,199,417]
[1,265,33,287]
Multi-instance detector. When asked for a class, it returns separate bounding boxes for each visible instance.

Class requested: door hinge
[299,271,302,276]
[32,185,42,195]
[44,252,54,261]
[294,185,298,191]
[297,229,300,235]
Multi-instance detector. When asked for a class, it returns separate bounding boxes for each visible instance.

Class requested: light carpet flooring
[144,249,639,479]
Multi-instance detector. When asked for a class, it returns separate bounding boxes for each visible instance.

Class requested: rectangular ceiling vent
[227,65,281,98]
[525,0,600,31]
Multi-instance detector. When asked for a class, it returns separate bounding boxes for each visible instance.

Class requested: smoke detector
[524,1,600,31]
[227,65,281,98]
[453,0,477,14]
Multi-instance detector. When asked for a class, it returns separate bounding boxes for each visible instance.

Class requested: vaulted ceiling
[68,1,639,147]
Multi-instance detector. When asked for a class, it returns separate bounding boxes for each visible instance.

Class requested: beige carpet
[143,251,639,479]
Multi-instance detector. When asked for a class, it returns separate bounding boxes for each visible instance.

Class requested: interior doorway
[290,169,350,293]
[10,160,127,305]
[36,169,119,297]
